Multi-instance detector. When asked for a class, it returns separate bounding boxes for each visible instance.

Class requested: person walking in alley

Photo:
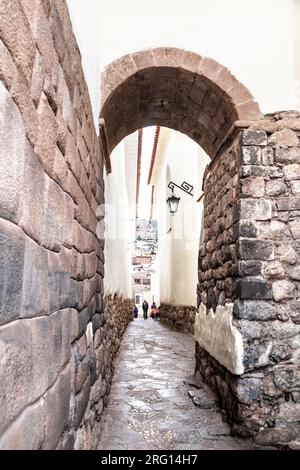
[142,300,149,319]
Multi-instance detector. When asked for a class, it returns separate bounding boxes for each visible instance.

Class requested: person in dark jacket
[133,305,138,318]
[142,300,149,319]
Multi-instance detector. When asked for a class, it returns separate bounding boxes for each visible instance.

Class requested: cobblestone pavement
[98,317,259,450]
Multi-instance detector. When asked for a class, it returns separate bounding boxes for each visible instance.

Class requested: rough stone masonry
[196,115,300,447]
[0,0,133,450]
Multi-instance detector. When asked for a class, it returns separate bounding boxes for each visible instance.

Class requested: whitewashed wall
[153,130,210,307]
[103,144,132,297]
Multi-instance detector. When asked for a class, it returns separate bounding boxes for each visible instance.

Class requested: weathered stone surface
[232,377,262,404]
[238,260,262,277]
[276,197,300,211]
[160,303,196,334]
[287,265,300,281]
[19,141,45,244]
[35,94,58,175]
[290,180,300,195]
[283,164,300,180]
[237,279,272,300]
[289,219,300,239]
[75,376,91,429]
[276,403,300,426]
[266,180,287,197]
[43,363,71,450]
[273,365,300,393]
[241,176,265,197]
[0,0,35,84]
[261,147,274,165]
[240,146,261,165]
[255,425,300,446]
[239,239,274,261]
[21,237,48,318]
[233,300,277,321]
[75,349,90,394]
[0,319,33,435]
[238,199,272,221]
[272,280,295,302]
[242,130,267,146]
[0,219,25,325]
[42,176,65,251]
[0,82,26,224]
[270,129,299,148]
[276,147,300,163]
[0,399,45,450]
[276,244,297,265]
[263,261,286,279]
[47,248,72,313]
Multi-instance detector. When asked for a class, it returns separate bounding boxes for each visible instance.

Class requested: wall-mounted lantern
[166,189,180,216]
[166,181,193,216]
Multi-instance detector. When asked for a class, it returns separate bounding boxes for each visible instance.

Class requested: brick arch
[100,47,263,160]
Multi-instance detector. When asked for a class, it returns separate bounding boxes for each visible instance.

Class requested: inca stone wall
[73,294,133,450]
[160,303,196,335]
[0,0,132,450]
[196,117,300,446]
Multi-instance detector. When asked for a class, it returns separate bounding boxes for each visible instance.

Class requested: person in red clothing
[151,302,158,320]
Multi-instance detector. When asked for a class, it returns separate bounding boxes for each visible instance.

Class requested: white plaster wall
[153,130,210,307]
[194,304,244,375]
[103,144,132,297]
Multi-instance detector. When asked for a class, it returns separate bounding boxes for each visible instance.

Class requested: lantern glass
[167,194,180,215]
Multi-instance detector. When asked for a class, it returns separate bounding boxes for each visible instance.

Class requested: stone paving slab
[98,318,258,450]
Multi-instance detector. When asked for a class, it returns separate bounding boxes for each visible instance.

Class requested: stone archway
[100,48,300,444]
[99,47,262,168]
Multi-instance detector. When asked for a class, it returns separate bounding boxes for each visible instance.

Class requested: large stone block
[21,237,48,318]
[266,180,287,197]
[74,376,91,429]
[0,219,25,325]
[240,146,261,165]
[276,147,300,162]
[283,164,300,180]
[232,377,263,405]
[236,279,272,300]
[270,129,299,149]
[0,319,33,435]
[35,94,58,175]
[289,220,300,240]
[47,248,72,313]
[42,175,64,251]
[0,0,35,84]
[0,82,26,224]
[276,244,297,265]
[0,399,45,450]
[43,363,71,450]
[242,130,267,146]
[276,197,300,211]
[0,38,18,90]
[236,199,272,221]
[273,280,295,302]
[238,260,262,277]
[239,239,274,261]
[19,140,45,244]
[233,299,277,321]
[263,261,286,279]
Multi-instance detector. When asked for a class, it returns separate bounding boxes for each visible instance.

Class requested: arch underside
[100,49,263,159]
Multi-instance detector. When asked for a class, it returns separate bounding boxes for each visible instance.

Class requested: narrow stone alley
[98,317,259,450]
